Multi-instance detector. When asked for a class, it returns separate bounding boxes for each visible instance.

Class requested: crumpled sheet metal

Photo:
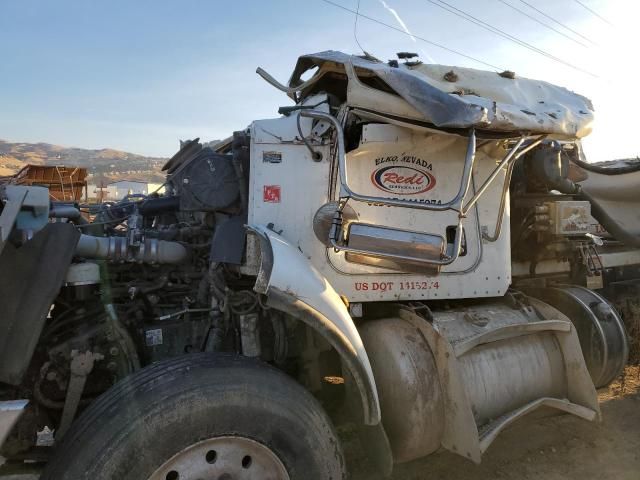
[288,51,594,138]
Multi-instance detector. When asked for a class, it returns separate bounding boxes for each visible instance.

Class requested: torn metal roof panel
[287,51,594,139]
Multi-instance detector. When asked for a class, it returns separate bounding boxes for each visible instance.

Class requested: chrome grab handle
[299,110,477,213]
[299,109,544,268]
[462,135,545,216]
[481,135,546,241]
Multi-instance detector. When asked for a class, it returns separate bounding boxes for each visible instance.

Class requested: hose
[75,235,189,264]
[138,196,180,216]
[581,189,640,248]
[227,290,259,315]
[296,113,323,161]
[49,205,82,219]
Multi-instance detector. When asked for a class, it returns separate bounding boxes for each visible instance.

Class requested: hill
[0,139,168,182]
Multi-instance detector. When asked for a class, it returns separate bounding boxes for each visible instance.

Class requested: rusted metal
[2,165,87,202]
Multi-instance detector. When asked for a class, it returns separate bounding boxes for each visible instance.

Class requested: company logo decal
[371,166,436,195]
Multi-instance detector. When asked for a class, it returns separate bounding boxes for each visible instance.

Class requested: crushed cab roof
[287,51,594,139]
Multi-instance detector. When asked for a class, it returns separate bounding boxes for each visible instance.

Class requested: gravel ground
[348,366,640,480]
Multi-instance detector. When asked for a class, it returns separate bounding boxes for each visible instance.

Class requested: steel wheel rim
[148,435,290,480]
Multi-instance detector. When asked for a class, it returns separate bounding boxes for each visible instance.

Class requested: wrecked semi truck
[0,51,637,479]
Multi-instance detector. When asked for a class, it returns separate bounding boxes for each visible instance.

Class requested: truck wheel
[41,353,345,480]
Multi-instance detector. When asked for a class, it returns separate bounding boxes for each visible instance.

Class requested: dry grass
[599,364,640,401]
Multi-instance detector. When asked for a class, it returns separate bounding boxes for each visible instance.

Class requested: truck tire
[41,353,345,480]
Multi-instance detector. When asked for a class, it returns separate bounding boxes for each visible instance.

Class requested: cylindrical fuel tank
[360,301,571,464]
[360,318,444,463]
[459,332,565,423]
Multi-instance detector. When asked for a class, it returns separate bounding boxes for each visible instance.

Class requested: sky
[0,0,636,162]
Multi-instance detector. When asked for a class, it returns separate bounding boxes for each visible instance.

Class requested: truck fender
[249,225,381,426]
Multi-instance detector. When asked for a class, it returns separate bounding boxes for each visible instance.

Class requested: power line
[425,0,598,78]
[573,0,613,26]
[497,0,589,48]
[318,0,504,70]
[518,0,597,45]
[353,0,366,55]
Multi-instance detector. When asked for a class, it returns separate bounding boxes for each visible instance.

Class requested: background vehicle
[0,50,636,479]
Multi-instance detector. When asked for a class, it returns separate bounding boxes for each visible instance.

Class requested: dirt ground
[347,366,640,480]
[2,367,640,479]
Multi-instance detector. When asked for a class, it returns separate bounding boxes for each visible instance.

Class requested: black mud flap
[210,215,246,265]
[0,223,80,385]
